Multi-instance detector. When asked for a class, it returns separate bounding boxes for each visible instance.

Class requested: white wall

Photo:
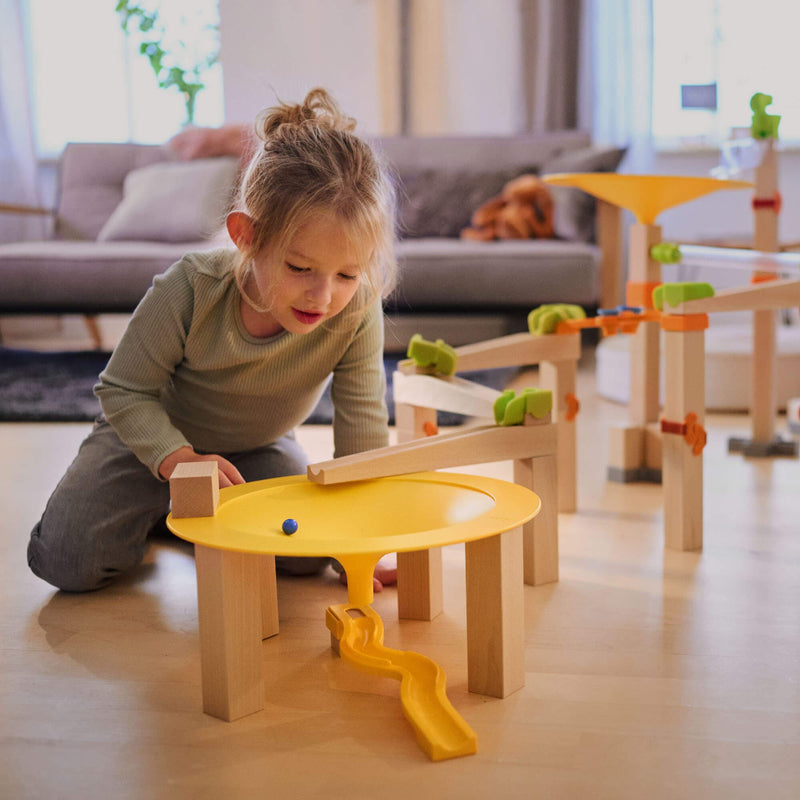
[218,0,383,133]
[652,149,800,245]
[218,0,524,136]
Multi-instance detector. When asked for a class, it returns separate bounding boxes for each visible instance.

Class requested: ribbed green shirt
[95,248,389,477]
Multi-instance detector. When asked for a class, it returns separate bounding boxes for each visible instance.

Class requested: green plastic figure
[750,92,780,140]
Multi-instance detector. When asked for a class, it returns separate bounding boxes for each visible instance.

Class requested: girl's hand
[159,446,245,488]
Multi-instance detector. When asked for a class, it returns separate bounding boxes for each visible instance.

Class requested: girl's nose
[307,276,333,306]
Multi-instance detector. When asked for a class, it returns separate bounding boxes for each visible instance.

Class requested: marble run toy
[543,171,752,483]
[167,468,539,760]
[387,327,580,620]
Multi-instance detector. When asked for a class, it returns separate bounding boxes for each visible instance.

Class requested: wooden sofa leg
[83,315,103,349]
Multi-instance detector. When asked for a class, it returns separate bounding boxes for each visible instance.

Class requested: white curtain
[0,0,46,243]
[583,0,654,171]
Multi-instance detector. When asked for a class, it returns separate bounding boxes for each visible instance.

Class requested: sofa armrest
[595,199,623,308]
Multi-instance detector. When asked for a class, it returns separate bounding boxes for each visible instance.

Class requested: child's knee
[27,521,140,593]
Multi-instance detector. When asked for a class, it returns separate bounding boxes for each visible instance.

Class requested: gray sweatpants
[28,418,330,592]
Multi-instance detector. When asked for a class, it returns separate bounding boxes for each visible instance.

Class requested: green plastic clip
[493,388,553,426]
[528,303,586,335]
[650,242,682,264]
[406,334,458,376]
[652,282,715,311]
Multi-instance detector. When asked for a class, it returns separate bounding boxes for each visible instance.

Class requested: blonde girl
[29,88,397,592]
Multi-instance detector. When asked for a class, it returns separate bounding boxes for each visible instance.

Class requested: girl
[28,88,397,593]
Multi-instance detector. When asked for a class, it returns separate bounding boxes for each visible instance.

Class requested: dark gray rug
[0,347,514,425]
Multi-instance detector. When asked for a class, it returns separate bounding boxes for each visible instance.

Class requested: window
[24,0,224,158]
[652,0,799,150]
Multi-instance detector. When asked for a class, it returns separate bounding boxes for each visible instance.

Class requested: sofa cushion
[397,167,539,238]
[542,145,627,242]
[0,240,215,313]
[97,158,240,243]
[390,238,600,310]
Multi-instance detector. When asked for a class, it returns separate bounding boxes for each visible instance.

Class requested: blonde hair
[232,88,397,313]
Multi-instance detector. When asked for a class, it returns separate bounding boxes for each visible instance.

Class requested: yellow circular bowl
[167,471,540,558]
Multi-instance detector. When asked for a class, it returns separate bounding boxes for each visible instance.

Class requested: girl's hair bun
[256,87,356,141]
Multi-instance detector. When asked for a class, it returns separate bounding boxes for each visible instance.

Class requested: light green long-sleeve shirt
[95,248,389,477]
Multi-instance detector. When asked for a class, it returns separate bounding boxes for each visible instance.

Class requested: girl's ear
[226,211,255,251]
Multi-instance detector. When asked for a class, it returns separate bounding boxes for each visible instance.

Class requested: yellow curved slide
[326,602,477,761]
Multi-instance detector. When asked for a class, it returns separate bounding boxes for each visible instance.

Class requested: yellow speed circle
[167,471,540,558]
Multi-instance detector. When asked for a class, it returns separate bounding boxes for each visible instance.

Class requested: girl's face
[236,212,370,336]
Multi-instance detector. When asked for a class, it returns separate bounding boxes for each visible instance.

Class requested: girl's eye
[287,263,307,274]
[339,273,359,281]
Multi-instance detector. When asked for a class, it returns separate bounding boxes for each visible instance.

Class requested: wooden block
[596,199,623,308]
[169,461,219,518]
[662,329,705,550]
[644,422,663,472]
[195,545,263,721]
[259,554,279,639]
[308,422,557,485]
[465,528,525,697]
[397,549,443,620]
[672,278,800,314]
[393,371,499,418]
[608,425,644,471]
[751,308,777,443]
[453,331,581,372]
[514,455,558,585]
[394,402,437,441]
[394,405,444,623]
[540,359,577,513]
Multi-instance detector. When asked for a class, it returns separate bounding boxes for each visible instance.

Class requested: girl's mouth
[292,308,324,325]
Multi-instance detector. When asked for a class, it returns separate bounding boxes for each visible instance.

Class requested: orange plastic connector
[626,281,662,309]
[423,421,439,437]
[752,191,782,215]
[565,392,579,422]
[660,313,709,332]
[751,272,780,284]
[660,412,706,455]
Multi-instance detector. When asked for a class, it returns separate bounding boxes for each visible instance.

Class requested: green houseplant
[115,1,220,126]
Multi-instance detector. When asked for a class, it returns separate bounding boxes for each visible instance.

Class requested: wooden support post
[751,137,778,445]
[259,554,279,639]
[662,328,706,551]
[513,454,558,585]
[194,545,264,721]
[465,528,525,697]
[539,358,577,512]
[597,199,624,308]
[628,223,662,427]
[394,400,443,621]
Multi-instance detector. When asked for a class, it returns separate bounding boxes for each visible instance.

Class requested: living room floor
[2,346,799,799]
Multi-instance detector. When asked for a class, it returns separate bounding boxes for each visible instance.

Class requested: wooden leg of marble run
[539,358,577,512]
[673,277,800,459]
[394,400,443,620]
[465,526,525,697]
[606,223,665,484]
[169,462,276,720]
[661,318,707,551]
[729,138,796,457]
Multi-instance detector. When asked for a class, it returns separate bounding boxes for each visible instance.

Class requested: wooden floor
[2,352,799,799]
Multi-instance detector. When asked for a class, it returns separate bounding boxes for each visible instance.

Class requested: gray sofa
[0,132,625,351]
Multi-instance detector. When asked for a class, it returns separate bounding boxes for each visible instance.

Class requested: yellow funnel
[543,173,753,225]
